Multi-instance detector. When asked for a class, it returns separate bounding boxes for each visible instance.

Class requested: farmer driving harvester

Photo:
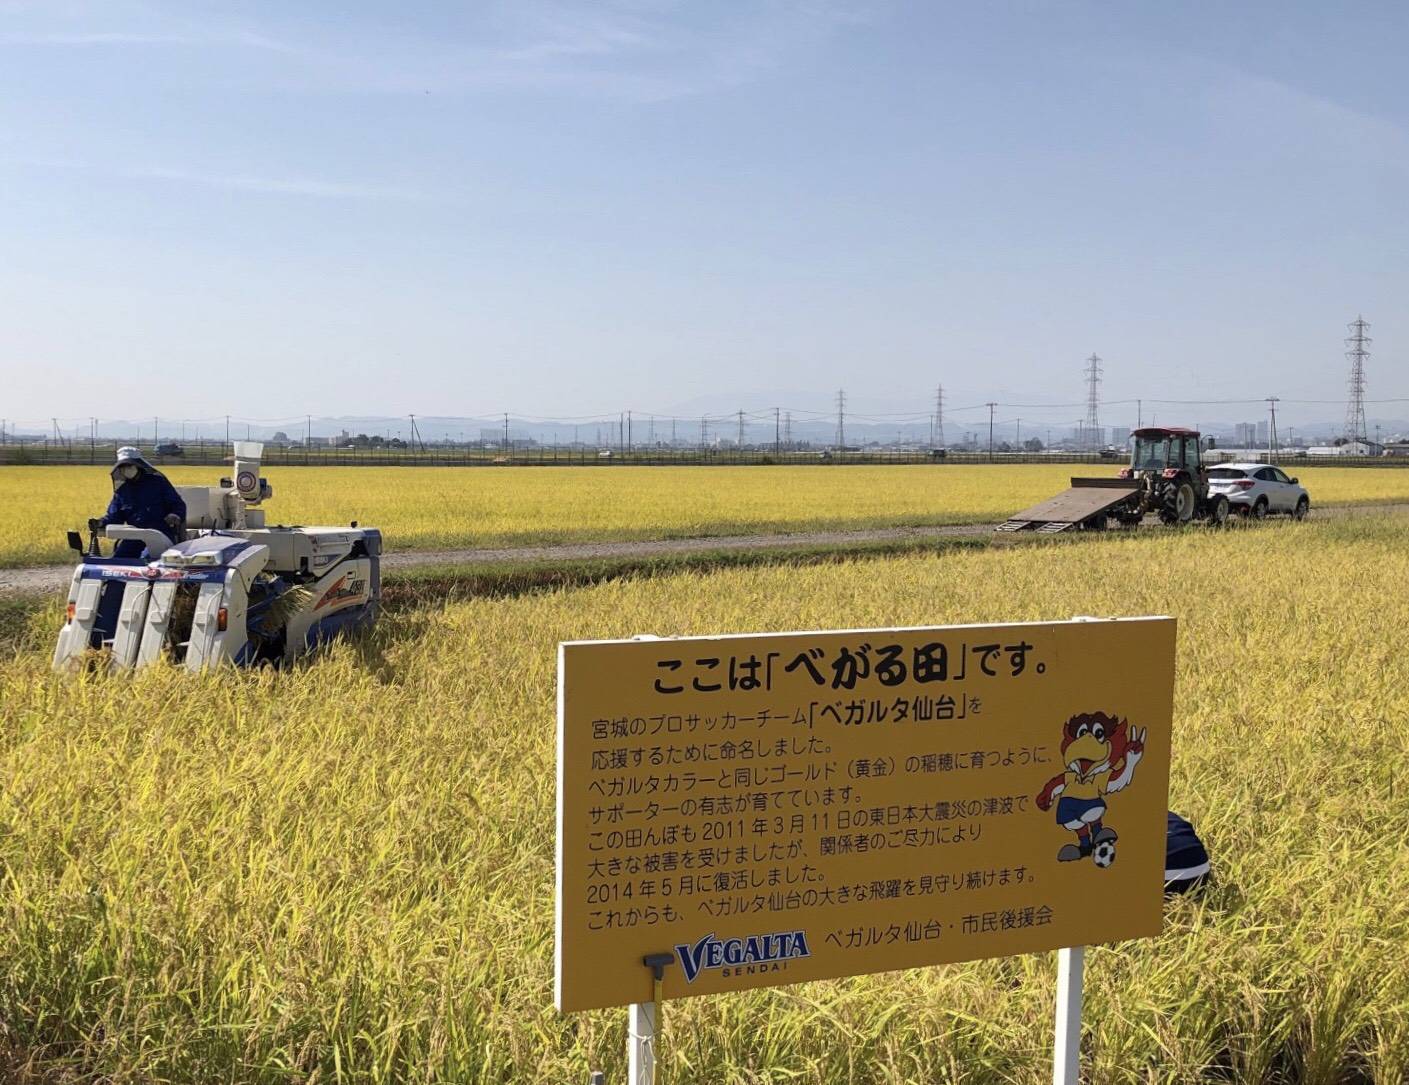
[89,446,186,558]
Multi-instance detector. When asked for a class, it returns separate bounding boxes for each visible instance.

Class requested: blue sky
[2,1,1406,429]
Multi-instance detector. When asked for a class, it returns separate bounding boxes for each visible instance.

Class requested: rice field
[3,512,1408,1082]
[3,463,1409,567]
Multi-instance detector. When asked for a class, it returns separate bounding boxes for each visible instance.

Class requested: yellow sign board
[556,617,1174,1012]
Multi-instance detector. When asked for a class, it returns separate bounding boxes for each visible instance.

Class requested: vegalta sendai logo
[675,930,811,983]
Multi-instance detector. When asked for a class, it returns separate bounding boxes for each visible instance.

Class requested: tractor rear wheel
[1161,481,1196,524]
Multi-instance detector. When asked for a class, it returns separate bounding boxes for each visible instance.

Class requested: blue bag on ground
[1165,811,1210,894]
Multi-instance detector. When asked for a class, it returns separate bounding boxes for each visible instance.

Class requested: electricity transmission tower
[835,389,846,450]
[1345,316,1370,446]
[1083,353,1102,450]
[934,384,945,448]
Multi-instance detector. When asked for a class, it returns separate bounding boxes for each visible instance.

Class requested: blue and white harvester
[53,442,381,671]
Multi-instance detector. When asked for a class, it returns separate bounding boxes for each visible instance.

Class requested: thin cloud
[3,154,426,201]
[0,28,298,51]
[251,0,881,102]
[0,1,881,101]
[124,166,427,201]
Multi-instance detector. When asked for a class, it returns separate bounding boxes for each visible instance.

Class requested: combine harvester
[53,442,381,671]
[998,426,1230,534]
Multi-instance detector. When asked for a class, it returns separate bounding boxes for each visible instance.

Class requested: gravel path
[2,501,1401,597]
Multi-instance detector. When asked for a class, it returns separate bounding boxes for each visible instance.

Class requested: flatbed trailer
[996,478,1141,533]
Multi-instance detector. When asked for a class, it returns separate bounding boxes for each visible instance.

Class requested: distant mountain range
[8,412,1407,449]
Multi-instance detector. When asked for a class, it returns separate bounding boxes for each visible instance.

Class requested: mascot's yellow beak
[1066,733,1109,774]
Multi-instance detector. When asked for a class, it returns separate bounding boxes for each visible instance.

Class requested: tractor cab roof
[1131,426,1200,439]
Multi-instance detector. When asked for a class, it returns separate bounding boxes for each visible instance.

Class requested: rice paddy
[2,511,1407,1082]
[2,462,1409,567]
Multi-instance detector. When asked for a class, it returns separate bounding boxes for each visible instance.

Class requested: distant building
[1308,441,1381,456]
[1233,422,1257,446]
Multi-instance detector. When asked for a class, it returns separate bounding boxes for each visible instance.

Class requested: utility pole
[627,410,632,453]
[737,409,744,451]
[835,389,846,451]
[784,412,792,448]
[774,407,781,456]
[700,416,708,451]
[1016,418,1021,450]
[1137,399,1142,429]
[1345,316,1370,445]
[225,414,230,447]
[90,417,96,462]
[154,416,159,446]
[934,384,945,449]
[504,413,510,450]
[1266,397,1280,463]
[986,402,997,461]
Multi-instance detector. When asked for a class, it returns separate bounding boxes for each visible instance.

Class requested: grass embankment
[4,463,1409,567]
[2,514,1409,1081]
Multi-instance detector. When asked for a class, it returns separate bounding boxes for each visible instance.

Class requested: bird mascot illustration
[1036,711,1146,867]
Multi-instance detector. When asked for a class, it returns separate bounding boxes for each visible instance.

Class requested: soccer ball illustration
[1092,840,1116,868]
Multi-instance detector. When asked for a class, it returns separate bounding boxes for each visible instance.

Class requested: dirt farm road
[1,501,1401,597]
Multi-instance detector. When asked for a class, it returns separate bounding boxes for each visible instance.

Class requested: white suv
[1206,463,1310,520]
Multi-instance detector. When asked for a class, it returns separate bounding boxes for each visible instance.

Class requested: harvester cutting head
[53,443,381,672]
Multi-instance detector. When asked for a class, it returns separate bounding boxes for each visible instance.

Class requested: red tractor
[1116,426,1229,526]
[998,426,1230,533]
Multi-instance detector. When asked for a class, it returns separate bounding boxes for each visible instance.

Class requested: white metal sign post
[1053,946,1085,1084]
[628,1000,655,1085]
[629,953,671,1085]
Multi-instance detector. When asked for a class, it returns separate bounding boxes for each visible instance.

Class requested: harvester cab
[997,426,1229,533]
[53,442,381,672]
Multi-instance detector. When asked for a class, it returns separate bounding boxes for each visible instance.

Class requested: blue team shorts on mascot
[1055,795,1106,827]
[103,450,186,559]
